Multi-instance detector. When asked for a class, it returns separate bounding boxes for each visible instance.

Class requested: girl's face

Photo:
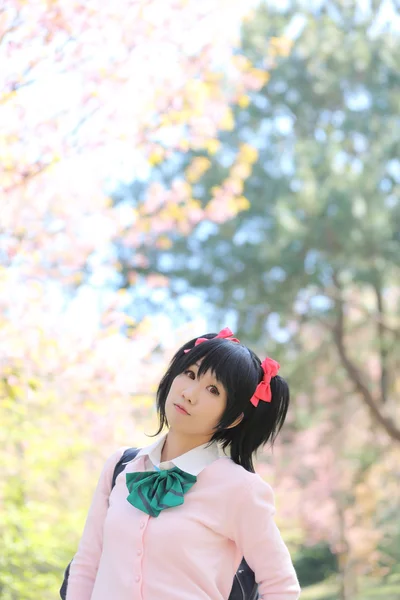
[164,360,228,443]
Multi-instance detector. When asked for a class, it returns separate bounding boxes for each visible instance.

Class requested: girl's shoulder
[201,456,274,497]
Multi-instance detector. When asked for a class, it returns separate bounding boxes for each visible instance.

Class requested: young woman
[66,328,301,600]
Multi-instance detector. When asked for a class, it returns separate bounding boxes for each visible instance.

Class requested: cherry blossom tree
[1,2,286,597]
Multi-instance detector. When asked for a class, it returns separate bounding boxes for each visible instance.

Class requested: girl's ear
[226,413,244,429]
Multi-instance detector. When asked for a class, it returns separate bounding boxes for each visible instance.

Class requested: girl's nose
[182,386,195,404]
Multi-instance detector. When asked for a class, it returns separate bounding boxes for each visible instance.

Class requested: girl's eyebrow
[193,362,220,384]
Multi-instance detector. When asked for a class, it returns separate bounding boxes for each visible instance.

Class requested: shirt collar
[136,434,224,476]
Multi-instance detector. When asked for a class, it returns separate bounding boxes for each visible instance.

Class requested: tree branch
[372,280,389,403]
[332,276,400,443]
[326,287,400,340]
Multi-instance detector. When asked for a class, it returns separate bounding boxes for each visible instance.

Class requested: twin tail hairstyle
[154,330,290,472]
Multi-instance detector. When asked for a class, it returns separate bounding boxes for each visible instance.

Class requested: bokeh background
[1,1,399,598]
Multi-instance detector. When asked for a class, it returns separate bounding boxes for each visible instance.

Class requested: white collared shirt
[136,434,224,476]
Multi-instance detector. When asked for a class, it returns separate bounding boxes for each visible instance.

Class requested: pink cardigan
[67,447,301,600]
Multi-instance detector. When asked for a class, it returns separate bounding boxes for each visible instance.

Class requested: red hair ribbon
[250,357,280,407]
[184,327,240,353]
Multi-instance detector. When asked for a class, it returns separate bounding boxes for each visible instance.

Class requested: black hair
[154,333,289,472]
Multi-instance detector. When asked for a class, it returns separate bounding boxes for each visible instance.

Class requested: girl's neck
[160,430,211,462]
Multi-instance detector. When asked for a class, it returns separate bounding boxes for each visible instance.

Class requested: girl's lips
[174,403,190,415]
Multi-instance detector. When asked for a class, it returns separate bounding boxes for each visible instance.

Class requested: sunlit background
[1,0,399,598]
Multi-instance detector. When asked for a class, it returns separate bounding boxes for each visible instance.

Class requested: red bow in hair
[184,327,240,353]
[250,357,280,407]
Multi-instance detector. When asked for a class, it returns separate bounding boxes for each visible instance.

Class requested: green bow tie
[126,467,197,518]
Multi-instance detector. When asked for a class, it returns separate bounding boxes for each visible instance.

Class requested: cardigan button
[137,549,142,556]
[135,575,140,583]
[140,521,145,529]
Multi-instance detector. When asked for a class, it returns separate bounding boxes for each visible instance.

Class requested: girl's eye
[208,386,219,396]
[183,370,219,394]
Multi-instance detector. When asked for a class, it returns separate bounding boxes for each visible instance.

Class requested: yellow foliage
[159,114,172,128]
[156,236,173,250]
[219,108,235,131]
[249,68,270,87]
[134,394,155,408]
[0,90,17,105]
[73,272,83,284]
[237,94,250,108]
[210,185,219,197]
[188,198,202,210]
[236,196,251,211]
[203,72,223,84]
[185,157,211,183]
[164,203,185,222]
[161,110,181,124]
[227,198,239,214]
[185,79,209,98]
[140,219,152,233]
[232,55,252,71]
[124,315,136,326]
[239,143,258,164]
[148,147,164,166]
[184,80,212,113]
[205,138,221,155]
[177,109,193,122]
[179,139,190,152]
[230,163,252,180]
[269,36,293,57]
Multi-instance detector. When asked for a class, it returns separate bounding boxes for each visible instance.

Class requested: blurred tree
[117,0,400,443]
[1,0,273,284]
[292,543,337,587]
[0,287,165,599]
[1,1,280,598]
[115,5,400,594]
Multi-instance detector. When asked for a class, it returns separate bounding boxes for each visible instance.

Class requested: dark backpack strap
[111,447,140,489]
[229,557,258,600]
